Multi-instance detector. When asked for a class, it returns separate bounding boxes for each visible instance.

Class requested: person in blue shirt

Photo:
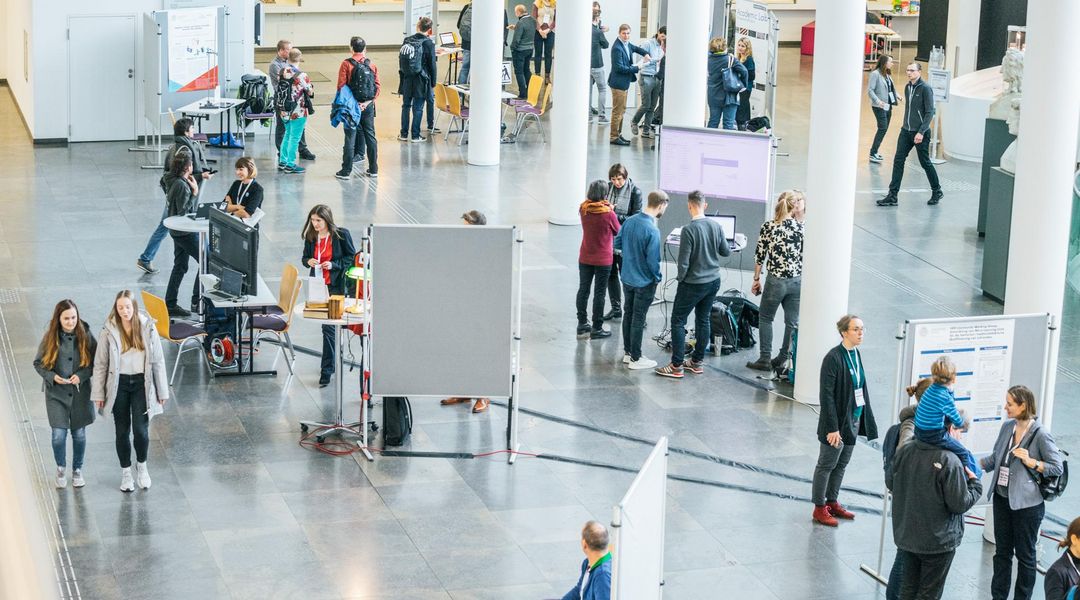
[914,356,982,477]
[562,521,613,600]
[613,191,668,370]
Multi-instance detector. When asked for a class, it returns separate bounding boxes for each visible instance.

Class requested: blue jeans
[280,116,307,167]
[400,95,424,139]
[622,282,656,361]
[139,206,170,263]
[707,98,737,130]
[458,49,471,84]
[51,427,86,470]
[914,426,982,477]
[670,279,722,365]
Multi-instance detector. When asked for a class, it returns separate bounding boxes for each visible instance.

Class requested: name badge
[997,466,1009,487]
[854,388,865,408]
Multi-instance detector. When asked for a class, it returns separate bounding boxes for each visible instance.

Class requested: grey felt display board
[370,224,517,398]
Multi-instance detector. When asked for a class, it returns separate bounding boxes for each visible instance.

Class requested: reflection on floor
[0,48,1077,599]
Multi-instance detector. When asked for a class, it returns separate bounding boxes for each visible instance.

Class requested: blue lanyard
[843,348,862,389]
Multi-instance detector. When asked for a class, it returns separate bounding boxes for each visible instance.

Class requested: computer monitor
[208,207,258,295]
[439,32,456,46]
[706,214,737,245]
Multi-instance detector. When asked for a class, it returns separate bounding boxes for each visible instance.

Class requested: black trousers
[321,324,336,378]
[898,549,954,600]
[606,253,622,309]
[165,233,200,308]
[533,31,554,76]
[888,129,940,195]
[576,263,611,329]
[341,106,378,174]
[870,106,892,156]
[991,493,1044,600]
[512,49,532,99]
[736,89,752,128]
[113,374,150,469]
[275,111,308,154]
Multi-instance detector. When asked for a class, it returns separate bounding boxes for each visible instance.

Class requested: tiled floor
[1,47,1077,599]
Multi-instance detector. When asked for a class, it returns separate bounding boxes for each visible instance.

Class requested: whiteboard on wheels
[611,437,668,600]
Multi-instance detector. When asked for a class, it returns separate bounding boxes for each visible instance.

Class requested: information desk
[206,274,280,378]
[163,215,210,312]
[179,98,246,148]
[294,300,374,461]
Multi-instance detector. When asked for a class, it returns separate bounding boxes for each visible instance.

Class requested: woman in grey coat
[91,290,169,493]
[34,300,97,488]
[979,385,1065,600]
[867,54,898,163]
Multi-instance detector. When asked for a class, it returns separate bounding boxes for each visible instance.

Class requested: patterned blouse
[754,218,804,278]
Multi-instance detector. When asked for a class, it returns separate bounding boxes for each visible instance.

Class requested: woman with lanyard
[603,163,642,322]
[1045,516,1080,600]
[301,205,356,388]
[811,314,878,527]
[867,54,898,164]
[222,157,263,220]
[979,385,1064,600]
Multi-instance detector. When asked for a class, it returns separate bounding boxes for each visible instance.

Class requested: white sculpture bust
[989,48,1024,121]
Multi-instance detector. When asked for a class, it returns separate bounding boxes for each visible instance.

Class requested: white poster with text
[168,7,218,92]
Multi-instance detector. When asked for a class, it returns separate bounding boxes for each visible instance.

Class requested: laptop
[438,32,457,48]
[706,214,737,246]
[206,267,245,301]
[190,201,214,220]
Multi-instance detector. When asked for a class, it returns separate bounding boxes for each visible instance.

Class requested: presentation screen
[658,126,771,203]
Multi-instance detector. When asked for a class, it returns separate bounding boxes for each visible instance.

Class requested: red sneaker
[826,501,855,520]
[812,505,838,527]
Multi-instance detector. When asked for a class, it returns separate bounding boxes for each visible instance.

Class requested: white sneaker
[622,353,632,364]
[120,468,135,492]
[628,357,658,370]
[136,462,152,490]
[55,467,66,489]
[72,469,85,488]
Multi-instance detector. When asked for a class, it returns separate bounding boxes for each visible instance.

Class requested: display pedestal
[978,118,1015,236]
[981,167,1015,303]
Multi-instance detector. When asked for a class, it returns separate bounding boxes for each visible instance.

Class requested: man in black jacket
[398,17,439,143]
[887,421,982,600]
[456,2,472,85]
[878,62,943,207]
[589,5,610,123]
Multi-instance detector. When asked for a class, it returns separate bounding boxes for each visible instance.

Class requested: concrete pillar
[792,1,865,406]
[467,0,502,166]
[547,0,592,225]
[662,0,710,127]
[945,0,981,76]
[1003,0,1080,431]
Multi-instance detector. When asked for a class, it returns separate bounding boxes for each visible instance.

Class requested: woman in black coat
[1044,516,1080,600]
[811,314,878,527]
[735,37,756,129]
[301,204,356,387]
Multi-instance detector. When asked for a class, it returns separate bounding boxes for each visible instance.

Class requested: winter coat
[817,344,879,446]
[398,33,438,99]
[33,321,97,430]
[331,85,361,129]
[707,52,748,107]
[90,312,169,421]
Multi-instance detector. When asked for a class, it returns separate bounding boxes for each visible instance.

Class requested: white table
[293,299,374,460]
[448,84,517,101]
[206,274,280,378]
[178,98,246,148]
[163,215,210,310]
[865,23,901,69]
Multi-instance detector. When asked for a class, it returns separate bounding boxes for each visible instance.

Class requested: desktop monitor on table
[208,207,258,295]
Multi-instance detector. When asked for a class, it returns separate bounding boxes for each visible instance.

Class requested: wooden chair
[509,74,544,107]
[444,89,470,145]
[251,265,302,375]
[141,291,210,386]
[433,83,451,132]
[512,83,553,142]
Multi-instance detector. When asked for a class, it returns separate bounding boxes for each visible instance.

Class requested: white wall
[5,0,32,131]
[31,0,164,140]
[261,4,467,49]
[0,0,8,80]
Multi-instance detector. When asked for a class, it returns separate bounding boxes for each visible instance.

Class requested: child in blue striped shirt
[913,356,982,476]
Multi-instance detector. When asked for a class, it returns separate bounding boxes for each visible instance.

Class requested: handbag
[722,54,745,94]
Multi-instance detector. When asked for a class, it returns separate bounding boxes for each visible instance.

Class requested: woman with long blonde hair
[34,299,97,488]
[747,190,806,372]
[735,36,756,129]
[91,290,169,492]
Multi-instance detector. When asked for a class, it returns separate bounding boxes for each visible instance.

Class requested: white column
[945,0,981,76]
[662,0,710,127]
[547,0,592,225]
[793,1,865,406]
[1003,0,1080,430]
[467,0,502,166]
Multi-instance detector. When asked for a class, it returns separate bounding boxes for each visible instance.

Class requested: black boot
[603,306,623,321]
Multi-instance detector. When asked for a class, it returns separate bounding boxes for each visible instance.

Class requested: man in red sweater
[336,36,380,179]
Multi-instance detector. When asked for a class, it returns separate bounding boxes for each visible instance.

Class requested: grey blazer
[867,70,893,110]
[979,419,1064,510]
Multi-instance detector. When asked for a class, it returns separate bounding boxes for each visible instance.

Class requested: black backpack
[382,397,413,447]
[1022,438,1069,501]
[274,77,297,115]
[347,58,377,103]
[399,37,425,78]
[709,301,739,355]
[881,422,901,480]
[715,291,758,350]
[237,73,271,115]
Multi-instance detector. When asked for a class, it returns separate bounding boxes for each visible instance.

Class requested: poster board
[405,0,435,35]
[369,225,517,398]
[928,67,951,103]
[611,437,668,600]
[168,7,220,92]
[896,314,1052,456]
[734,0,773,119]
[147,7,228,116]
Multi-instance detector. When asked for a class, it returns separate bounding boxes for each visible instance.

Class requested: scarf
[579,200,612,215]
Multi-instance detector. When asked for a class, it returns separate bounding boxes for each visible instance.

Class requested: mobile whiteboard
[369,224,517,398]
[658,126,772,203]
[611,437,668,600]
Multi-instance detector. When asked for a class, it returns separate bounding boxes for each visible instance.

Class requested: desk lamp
[345,265,366,314]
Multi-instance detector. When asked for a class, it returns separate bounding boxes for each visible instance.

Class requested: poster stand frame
[130,15,169,166]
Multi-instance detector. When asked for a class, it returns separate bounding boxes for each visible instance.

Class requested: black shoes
[746,357,772,371]
[927,190,944,205]
[590,328,612,340]
[576,323,591,336]
[318,374,331,388]
[299,149,316,161]
[603,308,623,321]
[876,194,898,207]
[610,138,630,146]
[167,304,191,318]
[335,170,350,180]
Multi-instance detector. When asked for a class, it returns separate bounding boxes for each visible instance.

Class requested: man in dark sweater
[877,62,942,207]
[509,5,536,100]
[886,421,983,600]
[656,191,731,378]
[589,5,610,122]
[398,17,439,143]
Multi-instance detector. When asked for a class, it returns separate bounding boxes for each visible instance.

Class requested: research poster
[909,319,1015,454]
[405,0,434,34]
[168,7,218,92]
[734,0,772,118]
